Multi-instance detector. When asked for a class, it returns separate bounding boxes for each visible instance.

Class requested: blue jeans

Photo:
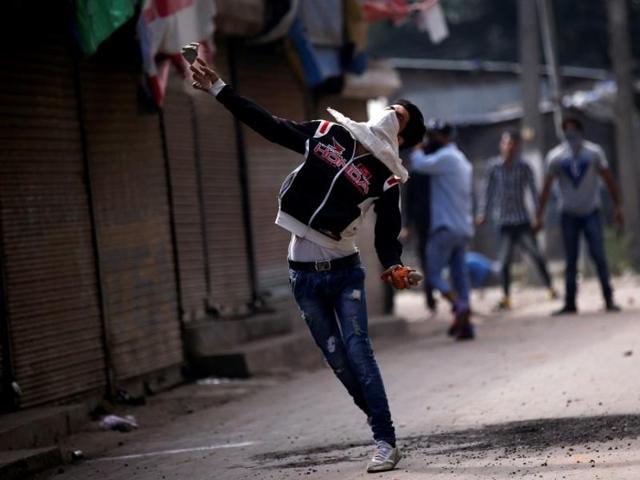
[426,228,471,311]
[561,210,613,307]
[289,265,395,446]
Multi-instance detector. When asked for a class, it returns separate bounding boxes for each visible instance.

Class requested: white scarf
[327,107,409,183]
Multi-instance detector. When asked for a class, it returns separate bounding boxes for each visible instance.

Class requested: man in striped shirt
[477,130,556,310]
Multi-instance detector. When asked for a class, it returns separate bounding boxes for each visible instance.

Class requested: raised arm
[191,58,317,154]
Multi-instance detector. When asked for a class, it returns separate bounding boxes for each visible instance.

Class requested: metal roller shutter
[0,233,10,408]
[237,48,308,298]
[163,75,208,322]
[0,341,3,402]
[0,33,106,406]
[79,57,183,381]
[192,49,253,314]
[0,339,4,406]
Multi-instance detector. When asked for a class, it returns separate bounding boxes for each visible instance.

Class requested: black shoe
[552,305,578,316]
[427,298,438,312]
[447,321,460,337]
[454,308,474,341]
[446,304,459,336]
[456,321,475,341]
[605,302,621,312]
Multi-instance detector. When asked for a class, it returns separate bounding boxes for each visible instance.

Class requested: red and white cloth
[137,0,216,105]
[363,0,448,43]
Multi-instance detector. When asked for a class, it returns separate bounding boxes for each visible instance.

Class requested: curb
[0,447,63,480]
[0,405,86,451]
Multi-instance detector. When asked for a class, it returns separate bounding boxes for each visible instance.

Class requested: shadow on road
[254,414,640,469]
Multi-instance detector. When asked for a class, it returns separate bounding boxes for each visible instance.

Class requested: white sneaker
[366,440,401,473]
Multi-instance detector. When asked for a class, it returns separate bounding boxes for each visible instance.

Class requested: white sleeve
[208,79,227,97]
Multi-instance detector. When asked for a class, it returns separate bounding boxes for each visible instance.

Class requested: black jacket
[216,85,403,268]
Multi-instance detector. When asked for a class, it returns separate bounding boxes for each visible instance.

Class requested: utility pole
[519,0,544,158]
[537,0,563,140]
[606,0,640,270]
[519,0,546,285]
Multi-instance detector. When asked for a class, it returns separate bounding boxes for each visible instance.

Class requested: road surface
[35,278,640,479]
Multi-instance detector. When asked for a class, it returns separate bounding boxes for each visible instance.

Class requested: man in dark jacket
[191,58,424,473]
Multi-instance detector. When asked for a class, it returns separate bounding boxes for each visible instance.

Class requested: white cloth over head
[326,108,409,183]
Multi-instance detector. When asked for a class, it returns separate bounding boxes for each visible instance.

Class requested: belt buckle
[315,260,331,272]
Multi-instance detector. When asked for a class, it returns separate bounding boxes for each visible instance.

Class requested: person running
[535,117,623,315]
[477,130,557,310]
[190,57,424,472]
[409,120,475,340]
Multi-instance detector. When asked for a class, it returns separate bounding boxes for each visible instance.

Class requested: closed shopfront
[79,47,183,381]
[192,49,253,315]
[237,47,308,298]
[0,28,106,406]
[163,75,209,322]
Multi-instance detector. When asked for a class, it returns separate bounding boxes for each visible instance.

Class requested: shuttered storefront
[238,48,308,298]
[0,340,4,406]
[79,55,183,381]
[0,232,7,406]
[193,49,253,315]
[0,34,106,406]
[163,75,209,322]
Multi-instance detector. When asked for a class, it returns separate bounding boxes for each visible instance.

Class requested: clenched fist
[381,265,423,290]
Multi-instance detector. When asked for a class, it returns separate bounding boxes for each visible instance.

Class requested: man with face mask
[409,120,475,340]
[190,57,425,473]
[535,117,624,315]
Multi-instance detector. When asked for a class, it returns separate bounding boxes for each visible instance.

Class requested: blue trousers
[289,265,395,446]
[561,210,613,307]
[426,228,471,310]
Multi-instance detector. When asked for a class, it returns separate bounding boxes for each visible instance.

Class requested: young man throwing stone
[190,57,424,473]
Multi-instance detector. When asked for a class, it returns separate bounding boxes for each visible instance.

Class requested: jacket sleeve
[216,85,319,154]
[374,185,403,269]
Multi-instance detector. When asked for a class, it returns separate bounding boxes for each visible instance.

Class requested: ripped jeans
[289,265,395,446]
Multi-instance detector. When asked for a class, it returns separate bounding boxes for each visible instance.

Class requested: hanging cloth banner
[74,0,136,55]
[288,0,369,92]
[251,0,299,45]
[415,0,449,43]
[344,0,369,74]
[363,0,449,44]
[137,0,216,106]
[363,0,411,25]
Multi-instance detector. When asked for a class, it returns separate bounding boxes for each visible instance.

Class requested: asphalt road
[36,283,640,480]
